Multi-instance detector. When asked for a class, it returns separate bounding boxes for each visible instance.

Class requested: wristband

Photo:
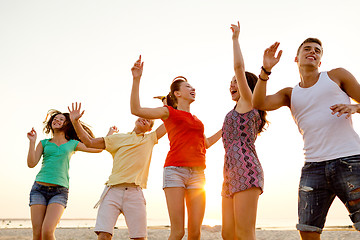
[258,75,269,81]
[261,66,271,75]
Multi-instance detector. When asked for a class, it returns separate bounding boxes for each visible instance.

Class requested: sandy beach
[0,226,358,240]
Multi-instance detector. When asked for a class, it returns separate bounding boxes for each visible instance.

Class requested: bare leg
[221,197,235,240]
[98,232,112,240]
[299,231,321,240]
[31,204,47,240]
[164,187,186,240]
[185,188,206,240]
[233,188,261,240]
[41,203,65,240]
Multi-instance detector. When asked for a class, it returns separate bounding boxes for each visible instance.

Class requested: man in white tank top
[252,39,360,239]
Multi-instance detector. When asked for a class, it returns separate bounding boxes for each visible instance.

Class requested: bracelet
[261,66,271,75]
[258,75,269,81]
[161,96,166,101]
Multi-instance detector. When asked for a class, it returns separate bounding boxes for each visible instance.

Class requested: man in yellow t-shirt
[69,103,166,240]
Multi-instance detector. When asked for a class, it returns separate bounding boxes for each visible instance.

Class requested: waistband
[93,183,140,209]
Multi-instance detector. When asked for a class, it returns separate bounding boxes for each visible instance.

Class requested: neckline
[48,139,70,147]
[232,108,255,115]
[297,72,323,89]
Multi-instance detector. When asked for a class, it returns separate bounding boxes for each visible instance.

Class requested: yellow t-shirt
[104,131,158,188]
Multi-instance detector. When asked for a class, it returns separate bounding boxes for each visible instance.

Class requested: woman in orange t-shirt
[130,56,221,240]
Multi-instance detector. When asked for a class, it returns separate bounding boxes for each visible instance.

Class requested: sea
[0,218,353,230]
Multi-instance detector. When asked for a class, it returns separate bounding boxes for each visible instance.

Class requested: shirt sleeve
[104,133,126,153]
[72,140,79,151]
[149,131,158,145]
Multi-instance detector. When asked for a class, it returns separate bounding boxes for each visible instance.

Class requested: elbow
[82,138,94,148]
[27,163,35,168]
[130,105,140,116]
[252,101,266,111]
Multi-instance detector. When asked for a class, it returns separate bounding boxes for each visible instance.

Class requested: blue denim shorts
[163,166,205,189]
[29,182,69,208]
[297,155,360,233]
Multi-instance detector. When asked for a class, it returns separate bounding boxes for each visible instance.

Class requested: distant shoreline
[0,218,355,231]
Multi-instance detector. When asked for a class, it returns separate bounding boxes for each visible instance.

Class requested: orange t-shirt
[162,106,206,168]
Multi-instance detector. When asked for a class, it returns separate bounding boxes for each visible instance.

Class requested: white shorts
[94,184,147,238]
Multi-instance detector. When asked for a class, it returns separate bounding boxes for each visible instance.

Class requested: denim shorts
[163,166,205,189]
[29,182,69,208]
[297,155,360,233]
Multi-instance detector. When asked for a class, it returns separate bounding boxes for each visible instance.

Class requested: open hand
[330,104,359,119]
[68,102,85,122]
[263,42,283,72]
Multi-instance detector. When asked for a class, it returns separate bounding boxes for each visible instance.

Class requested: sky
[1,0,360,228]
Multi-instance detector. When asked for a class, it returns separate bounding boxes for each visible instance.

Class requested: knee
[41,227,55,239]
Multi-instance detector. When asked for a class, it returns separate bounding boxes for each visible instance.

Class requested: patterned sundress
[221,108,264,198]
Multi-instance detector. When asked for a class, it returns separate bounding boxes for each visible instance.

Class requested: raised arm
[27,128,43,168]
[205,129,222,149]
[231,22,252,106]
[68,102,106,150]
[328,68,360,118]
[130,55,169,120]
[252,42,291,111]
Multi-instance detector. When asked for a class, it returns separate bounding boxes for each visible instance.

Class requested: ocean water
[0,218,353,230]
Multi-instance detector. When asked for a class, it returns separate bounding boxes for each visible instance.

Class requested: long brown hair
[245,72,268,134]
[43,109,94,141]
[165,76,188,109]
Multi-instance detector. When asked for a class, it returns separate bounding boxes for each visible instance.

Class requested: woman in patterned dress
[221,22,269,240]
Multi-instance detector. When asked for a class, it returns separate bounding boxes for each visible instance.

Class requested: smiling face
[135,117,154,133]
[295,39,323,68]
[230,76,240,101]
[175,81,196,103]
[51,114,67,131]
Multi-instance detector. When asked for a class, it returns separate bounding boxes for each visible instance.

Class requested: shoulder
[327,68,351,82]
[69,139,79,150]
[40,139,50,146]
[279,87,293,99]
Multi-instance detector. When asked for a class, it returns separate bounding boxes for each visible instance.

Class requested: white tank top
[291,71,360,162]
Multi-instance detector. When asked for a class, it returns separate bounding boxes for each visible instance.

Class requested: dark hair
[165,76,188,109]
[43,109,95,141]
[297,38,323,56]
[244,72,268,134]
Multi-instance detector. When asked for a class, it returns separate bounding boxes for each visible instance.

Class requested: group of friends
[26,22,360,240]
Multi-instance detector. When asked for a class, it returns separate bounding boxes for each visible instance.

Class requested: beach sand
[0,226,358,240]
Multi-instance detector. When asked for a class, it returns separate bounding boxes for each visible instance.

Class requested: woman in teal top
[27,109,102,240]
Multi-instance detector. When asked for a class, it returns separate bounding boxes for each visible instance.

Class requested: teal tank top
[35,139,79,188]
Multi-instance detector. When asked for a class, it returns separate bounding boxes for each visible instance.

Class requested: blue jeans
[297,155,360,233]
[29,182,69,208]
